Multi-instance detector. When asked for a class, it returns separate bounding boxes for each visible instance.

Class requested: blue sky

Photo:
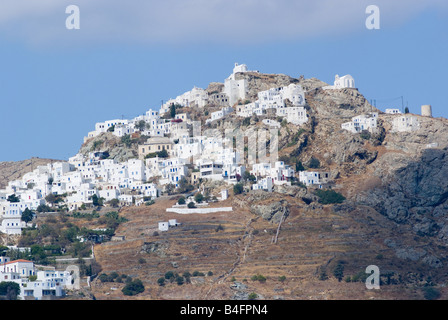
[0,0,447,161]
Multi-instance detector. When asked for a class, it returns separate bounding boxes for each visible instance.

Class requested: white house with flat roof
[299,171,330,187]
[341,112,378,133]
[385,108,401,114]
[391,115,420,132]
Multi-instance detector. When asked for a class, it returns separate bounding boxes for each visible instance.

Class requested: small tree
[122,279,145,296]
[194,193,204,203]
[135,120,146,132]
[45,193,57,205]
[157,149,169,158]
[187,202,196,209]
[176,275,184,286]
[21,208,35,223]
[91,194,103,207]
[165,271,175,280]
[121,134,132,148]
[295,161,305,172]
[165,183,175,196]
[178,197,186,205]
[7,194,20,203]
[170,104,176,118]
[107,198,120,208]
[333,262,345,282]
[308,157,320,169]
[0,282,20,300]
[36,204,51,213]
[233,183,244,195]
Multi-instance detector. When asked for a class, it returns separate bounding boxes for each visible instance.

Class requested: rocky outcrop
[79,132,139,162]
[364,148,448,228]
[250,200,289,223]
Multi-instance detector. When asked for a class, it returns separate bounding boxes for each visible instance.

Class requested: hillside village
[0,63,443,300]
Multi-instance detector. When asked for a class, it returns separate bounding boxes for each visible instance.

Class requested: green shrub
[314,189,345,204]
[248,292,258,300]
[0,282,20,300]
[350,270,368,283]
[333,262,345,282]
[176,275,184,285]
[122,279,145,296]
[423,287,441,300]
[319,269,328,281]
[360,130,371,140]
[187,202,196,209]
[194,193,204,203]
[308,157,320,169]
[233,183,244,195]
[251,274,266,283]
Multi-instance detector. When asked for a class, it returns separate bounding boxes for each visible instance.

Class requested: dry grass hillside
[89,190,442,300]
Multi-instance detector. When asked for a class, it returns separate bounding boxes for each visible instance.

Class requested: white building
[0,259,73,300]
[385,108,401,114]
[252,177,273,192]
[262,119,280,128]
[206,106,234,123]
[391,115,420,132]
[341,113,378,133]
[235,83,307,125]
[258,84,305,109]
[323,74,356,90]
[160,86,209,114]
[224,63,251,106]
[158,222,169,232]
[0,201,31,235]
[299,171,330,187]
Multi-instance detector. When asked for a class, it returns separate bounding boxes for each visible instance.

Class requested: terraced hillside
[89,188,444,300]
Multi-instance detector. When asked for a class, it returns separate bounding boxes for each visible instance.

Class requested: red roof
[2,259,33,265]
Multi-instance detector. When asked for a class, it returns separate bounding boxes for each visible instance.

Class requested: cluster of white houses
[1,64,363,237]
[0,257,74,300]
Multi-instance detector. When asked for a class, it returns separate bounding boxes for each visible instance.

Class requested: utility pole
[401,96,404,113]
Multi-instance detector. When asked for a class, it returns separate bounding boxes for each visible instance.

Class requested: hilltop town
[0,63,447,300]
